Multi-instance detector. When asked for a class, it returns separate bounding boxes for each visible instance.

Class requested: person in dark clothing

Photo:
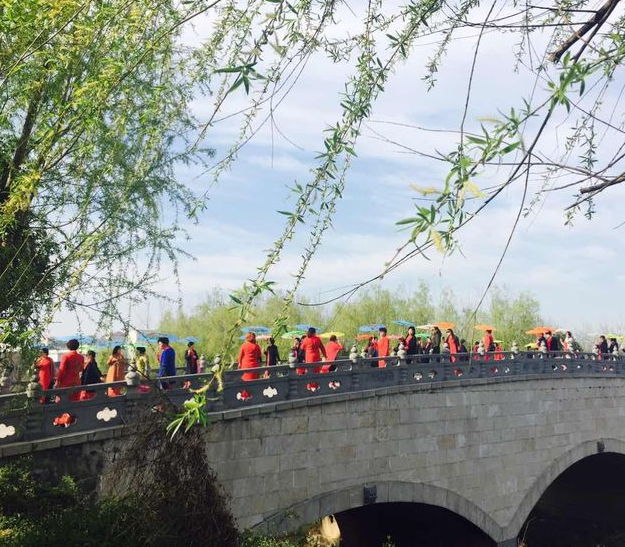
[458,339,469,362]
[597,335,609,357]
[536,333,547,349]
[80,350,103,400]
[292,337,305,364]
[430,326,442,356]
[608,338,619,355]
[265,337,280,366]
[545,331,560,353]
[185,342,199,374]
[81,351,103,384]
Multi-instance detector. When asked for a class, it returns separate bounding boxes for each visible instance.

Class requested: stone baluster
[350,346,361,390]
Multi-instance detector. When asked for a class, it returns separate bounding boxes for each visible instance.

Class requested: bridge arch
[254,480,505,542]
[504,437,625,539]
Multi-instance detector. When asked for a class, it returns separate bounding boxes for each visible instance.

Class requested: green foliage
[167,391,209,438]
[160,283,544,361]
[0,460,79,518]
[240,534,307,547]
[0,428,240,547]
[0,460,143,547]
[0,0,214,339]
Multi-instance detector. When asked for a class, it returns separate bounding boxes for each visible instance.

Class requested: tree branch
[549,0,622,62]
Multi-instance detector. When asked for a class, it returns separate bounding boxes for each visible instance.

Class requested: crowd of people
[235,326,624,381]
[35,327,623,394]
[35,337,202,400]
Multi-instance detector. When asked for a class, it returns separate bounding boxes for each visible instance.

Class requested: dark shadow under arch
[505,438,625,540]
[253,480,505,542]
[335,501,496,547]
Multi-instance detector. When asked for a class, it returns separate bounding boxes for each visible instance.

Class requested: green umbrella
[281,330,306,339]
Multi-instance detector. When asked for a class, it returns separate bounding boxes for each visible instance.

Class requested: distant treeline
[158,284,544,362]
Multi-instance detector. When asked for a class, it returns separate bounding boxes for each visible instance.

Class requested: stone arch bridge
[1,351,625,545]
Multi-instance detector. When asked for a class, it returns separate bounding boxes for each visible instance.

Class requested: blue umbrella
[359,324,386,332]
[241,326,271,334]
[180,336,199,343]
[393,320,414,327]
[295,324,323,333]
[56,334,98,344]
[137,331,179,343]
[95,338,125,349]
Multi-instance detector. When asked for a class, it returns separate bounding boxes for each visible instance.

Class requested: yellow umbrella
[525,327,556,335]
[474,324,496,331]
[525,342,538,349]
[319,332,345,339]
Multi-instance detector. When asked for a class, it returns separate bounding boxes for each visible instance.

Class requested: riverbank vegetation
[159,284,543,361]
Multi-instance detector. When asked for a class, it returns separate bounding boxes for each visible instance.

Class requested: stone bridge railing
[0,350,622,451]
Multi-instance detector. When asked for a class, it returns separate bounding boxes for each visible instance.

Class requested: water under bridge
[1,350,625,546]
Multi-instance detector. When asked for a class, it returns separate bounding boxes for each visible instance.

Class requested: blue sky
[52,4,625,336]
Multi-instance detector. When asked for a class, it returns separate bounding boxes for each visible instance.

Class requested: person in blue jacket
[157,337,176,389]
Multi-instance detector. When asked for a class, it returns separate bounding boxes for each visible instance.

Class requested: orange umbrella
[525,326,556,335]
[356,334,374,341]
[433,321,456,330]
[473,324,496,331]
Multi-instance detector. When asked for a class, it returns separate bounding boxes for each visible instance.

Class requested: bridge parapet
[0,351,621,451]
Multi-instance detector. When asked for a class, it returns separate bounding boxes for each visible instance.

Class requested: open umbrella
[388,334,403,340]
[56,334,98,344]
[256,334,272,341]
[281,330,306,339]
[415,333,430,339]
[525,327,555,335]
[356,334,374,341]
[525,342,538,349]
[241,326,271,335]
[392,320,414,327]
[137,331,179,343]
[97,339,125,349]
[416,324,434,330]
[320,332,345,339]
[295,324,323,333]
[359,324,386,332]
[473,324,496,331]
[606,333,625,340]
[432,321,456,330]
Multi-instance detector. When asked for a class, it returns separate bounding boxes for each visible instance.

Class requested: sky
[53,1,625,336]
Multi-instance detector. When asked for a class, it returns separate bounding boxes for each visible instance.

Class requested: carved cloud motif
[96,407,118,422]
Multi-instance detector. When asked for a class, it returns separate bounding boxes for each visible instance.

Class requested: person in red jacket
[55,339,85,401]
[238,333,262,381]
[36,348,54,403]
[322,335,343,373]
[377,327,390,368]
[483,329,495,361]
[445,328,459,363]
[300,328,326,374]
